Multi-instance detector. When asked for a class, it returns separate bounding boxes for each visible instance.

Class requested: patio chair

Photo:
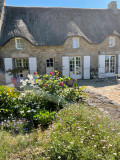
[98,73,108,81]
[91,72,98,82]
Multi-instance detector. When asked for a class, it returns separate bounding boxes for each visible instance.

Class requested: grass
[1,104,120,160]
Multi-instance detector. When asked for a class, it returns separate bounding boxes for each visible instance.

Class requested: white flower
[51,146,53,148]
[20,79,24,83]
[31,109,36,112]
[27,110,31,113]
[21,93,26,96]
[28,74,33,80]
[58,156,61,159]
[25,79,29,83]
[20,111,24,113]
[113,153,117,156]
[22,81,27,86]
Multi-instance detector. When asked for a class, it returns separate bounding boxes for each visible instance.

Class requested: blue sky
[6,0,120,8]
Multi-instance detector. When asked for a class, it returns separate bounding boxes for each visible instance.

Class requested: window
[70,57,82,76]
[15,38,24,49]
[15,58,29,77]
[109,37,115,47]
[15,59,29,69]
[46,58,54,67]
[72,38,79,49]
[105,55,115,73]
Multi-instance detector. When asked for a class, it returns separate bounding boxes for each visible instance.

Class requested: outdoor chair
[91,72,108,82]
[91,72,98,82]
[98,73,108,81]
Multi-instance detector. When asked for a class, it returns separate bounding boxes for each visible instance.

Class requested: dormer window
[109,37,115,47]
[72,38,79,49]
[15,38,24,49]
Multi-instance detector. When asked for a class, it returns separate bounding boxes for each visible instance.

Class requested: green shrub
[33,110,55,128]
[0,86,20,121]
[15,92,55,128]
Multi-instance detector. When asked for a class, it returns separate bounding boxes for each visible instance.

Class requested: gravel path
[84,89,120,121]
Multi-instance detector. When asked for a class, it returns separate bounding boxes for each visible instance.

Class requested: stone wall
[0,35,120,83]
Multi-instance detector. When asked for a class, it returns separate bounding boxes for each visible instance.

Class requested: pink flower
[27,139,32,142]
[33,72,37,75]
[45,84,48,87]
[49,72,54,75]
[101,140,107,143]
[60,82,63,86]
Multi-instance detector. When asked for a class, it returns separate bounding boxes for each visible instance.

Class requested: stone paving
[77,78,120,121]
[78,77,120,105]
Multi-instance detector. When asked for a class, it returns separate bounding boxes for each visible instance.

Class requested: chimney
[108,1,118,13]
[0,0,5,12]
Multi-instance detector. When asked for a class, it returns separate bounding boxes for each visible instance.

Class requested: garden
[0,71,120,159]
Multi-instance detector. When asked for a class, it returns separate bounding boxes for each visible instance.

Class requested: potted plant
[7,67,28,86]
[66,77,73,87]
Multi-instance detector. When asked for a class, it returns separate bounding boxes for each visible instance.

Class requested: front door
[69,57,82,79]
[105,55,116,77]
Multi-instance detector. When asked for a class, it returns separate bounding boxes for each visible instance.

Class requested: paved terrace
[78,78,120,105]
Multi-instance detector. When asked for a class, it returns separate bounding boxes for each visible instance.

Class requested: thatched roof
[0,6,120,46]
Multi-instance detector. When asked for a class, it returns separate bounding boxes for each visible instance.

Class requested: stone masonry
[0,35,120,80]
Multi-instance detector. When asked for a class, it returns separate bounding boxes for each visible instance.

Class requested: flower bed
[0,71,86,130]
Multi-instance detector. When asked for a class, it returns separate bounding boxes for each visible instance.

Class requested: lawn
[0,104,120,159]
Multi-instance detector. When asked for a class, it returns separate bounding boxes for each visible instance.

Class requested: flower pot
[11,77,17,86]
[66,79,73,87]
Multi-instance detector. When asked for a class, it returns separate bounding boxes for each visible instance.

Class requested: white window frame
[15,38,24,50]
[105,55,116,76]
[109,37,115,48]
[72,38,79,49]
[15,58,29,78]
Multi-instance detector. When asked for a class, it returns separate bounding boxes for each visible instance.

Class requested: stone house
[0,0,120,84]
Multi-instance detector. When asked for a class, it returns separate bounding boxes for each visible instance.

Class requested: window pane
[46,58,54,67]
[72,38,79,48]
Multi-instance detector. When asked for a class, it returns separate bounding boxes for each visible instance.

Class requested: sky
[6,0,120,9]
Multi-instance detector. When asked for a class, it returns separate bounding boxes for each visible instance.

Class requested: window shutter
[29,57,37,75]
[4,58,13,84]
[98,55,105,77]
[83,56,90,79]
[118,54,120,74]
[62,56,70,77]
[113,37,115,47]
